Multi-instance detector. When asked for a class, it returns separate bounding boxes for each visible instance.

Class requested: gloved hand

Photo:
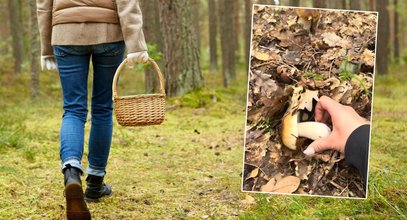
[41,55,58,71]
[126,51,149,68]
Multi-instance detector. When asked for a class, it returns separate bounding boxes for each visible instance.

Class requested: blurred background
[0,0,405,97]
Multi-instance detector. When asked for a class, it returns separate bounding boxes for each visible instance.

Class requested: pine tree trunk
[244,0,252,71]
[369,0,376,10]
[343,0,348,9]
[313,0,327,8]
[219,0,235,87]
[208,0,218,71]
[289,0,300,6]
[330,0,345,9]
[158,0,203,97]
[389,0,394,60]
[192,0,201,54]
[0,0,10,55]
[29,0,40,98]
[232,1,240,64]
[376,0,389,75]
[393,0,399,61]
[350,0,361,10]
[8,0,24,73]
[140,0,161,93]
[257,0,275,5]
[0,0,9,40]
[227,0,236,80]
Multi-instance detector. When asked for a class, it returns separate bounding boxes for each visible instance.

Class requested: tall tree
[8,0,24,73]
[393,0,400,61]
[343,0,348,9]
[208,0,218,71]
[140,0,162,93]
[329,0,345,9]
[232,1,240,63]
[376,0,390,75]
[0,0,10,55]
[350,0,361,10]
[158,0,203,96]
[257,0,275,4]
[192,0,201,53]
[244,0,252,71]
[219,0,236,87]
[369,0,376,10]
[29,0,40,98]
[313,0,327,8]
[0,0,9,41]
[289,0,300,6]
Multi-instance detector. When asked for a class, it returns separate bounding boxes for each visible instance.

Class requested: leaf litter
[243,6,376,197]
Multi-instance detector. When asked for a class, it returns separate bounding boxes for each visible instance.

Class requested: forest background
[0,0,406,219]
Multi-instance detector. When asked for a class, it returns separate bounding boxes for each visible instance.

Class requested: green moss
[177,88,215,108]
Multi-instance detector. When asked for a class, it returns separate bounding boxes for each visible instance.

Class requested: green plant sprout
[339,59,371,96]
[303,71,323,80]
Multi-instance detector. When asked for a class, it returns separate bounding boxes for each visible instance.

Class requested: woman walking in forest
[36,0,148,219]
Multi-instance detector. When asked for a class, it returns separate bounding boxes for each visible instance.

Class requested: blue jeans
[54,41,125,177]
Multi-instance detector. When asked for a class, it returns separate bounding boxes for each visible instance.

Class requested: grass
[0,62,406,219]
[0,66,249,219]
[240,64,407,219]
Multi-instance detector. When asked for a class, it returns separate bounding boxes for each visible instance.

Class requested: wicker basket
[112,57,165,126]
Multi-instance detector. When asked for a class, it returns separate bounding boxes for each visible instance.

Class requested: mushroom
[281,87,332,150]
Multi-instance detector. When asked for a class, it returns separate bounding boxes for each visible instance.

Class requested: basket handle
[112,57,165,98]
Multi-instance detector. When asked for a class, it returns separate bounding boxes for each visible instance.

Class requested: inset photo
[242,5,378,198]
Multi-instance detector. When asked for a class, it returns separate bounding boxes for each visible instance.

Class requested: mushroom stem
[297,122,331,140]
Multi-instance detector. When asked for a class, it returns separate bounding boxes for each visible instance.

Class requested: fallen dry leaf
[295,160,312,180]
[322,32,351,49]
[331,81,352,102]
[252,50,271,61]
[361,48,375,66]
[245,167,259,181]
[260,178,277,192]
[298,89,319,112]
[263,176,301,193]
[252,71,278,98]
[314,153,331,162]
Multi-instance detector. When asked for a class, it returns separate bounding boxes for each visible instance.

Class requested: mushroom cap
[281,86,304,150]
[281,110,298,150]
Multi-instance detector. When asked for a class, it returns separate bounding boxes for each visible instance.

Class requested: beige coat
[36,0,147,56]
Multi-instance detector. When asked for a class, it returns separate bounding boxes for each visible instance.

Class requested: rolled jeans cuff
[61,158,83,174]
[86,165,106,177]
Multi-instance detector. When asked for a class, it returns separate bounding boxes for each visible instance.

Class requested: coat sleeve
[116,0,148,53]
[344,124,370,184]
[36,0,53,56]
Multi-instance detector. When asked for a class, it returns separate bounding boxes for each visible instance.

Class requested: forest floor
[0,67,249,219]
[0,62,406,219]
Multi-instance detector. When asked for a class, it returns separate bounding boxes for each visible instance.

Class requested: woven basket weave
[112,58,165,126]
